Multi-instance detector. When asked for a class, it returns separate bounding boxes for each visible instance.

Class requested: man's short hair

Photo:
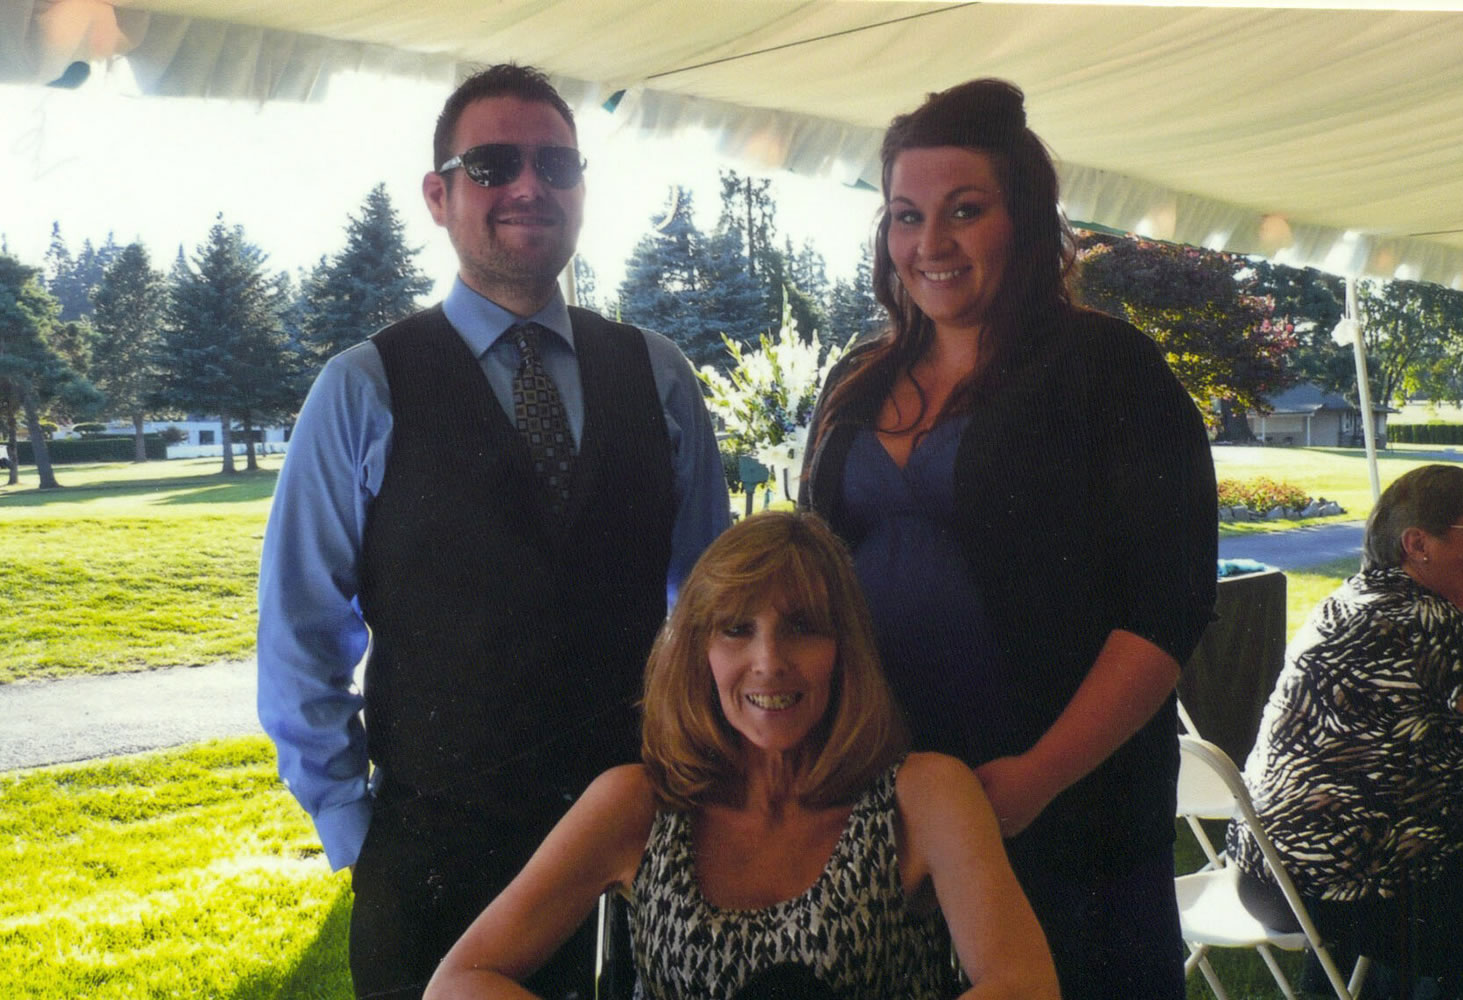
[432,63,577,173]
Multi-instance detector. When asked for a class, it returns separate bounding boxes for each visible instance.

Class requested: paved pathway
[0,658,260,772]
[1217,520,1365,571]
[0,521,1368,773]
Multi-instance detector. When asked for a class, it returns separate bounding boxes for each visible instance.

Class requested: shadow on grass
[228,882,354,1000]
[0,470,278,508]
[154,474,280,505]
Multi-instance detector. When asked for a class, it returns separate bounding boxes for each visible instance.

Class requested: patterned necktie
[510,323,576,516]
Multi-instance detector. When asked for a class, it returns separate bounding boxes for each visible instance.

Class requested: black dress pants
[1238,864,1463,998]
[348,791,595,1000]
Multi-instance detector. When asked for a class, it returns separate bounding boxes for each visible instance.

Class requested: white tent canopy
[4,0,1462,289]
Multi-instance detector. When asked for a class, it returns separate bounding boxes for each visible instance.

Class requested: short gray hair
[1362,464,1463,570]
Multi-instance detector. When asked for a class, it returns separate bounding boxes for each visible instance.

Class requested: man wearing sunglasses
[258,64,730,1000]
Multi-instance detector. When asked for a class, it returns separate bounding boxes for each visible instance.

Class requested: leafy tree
[91,243,167,461]
[1242,259,1349,397]
[1075,233,1295,435]
[1356,277,1463,406]
[300,184,431,362]
[160,217,301,474]
[0,254,98,488]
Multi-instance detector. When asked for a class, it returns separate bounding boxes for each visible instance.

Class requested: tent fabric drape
[3,0,1461,287]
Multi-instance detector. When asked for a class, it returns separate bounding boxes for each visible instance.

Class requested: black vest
[360,306,674,811]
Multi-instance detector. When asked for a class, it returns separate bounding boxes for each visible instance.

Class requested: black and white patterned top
[1227,568,1463,902]
[630,764,953,1000]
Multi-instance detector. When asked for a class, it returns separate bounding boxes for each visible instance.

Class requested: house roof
[1264,381,1396,415]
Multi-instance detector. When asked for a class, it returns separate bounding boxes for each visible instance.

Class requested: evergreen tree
[618,187,712,360]
[236,269,310,469]
[160,217,299,474]
[827,242,883,346]
[696,227,768,366]
[780,236,831,344]
[92,243,167,461]
[0,253,98,488]
[716,169,780,333]
[43,224,121,322]
[301,184,432,362]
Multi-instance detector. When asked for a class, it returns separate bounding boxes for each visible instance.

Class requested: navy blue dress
[842,419,1014,762]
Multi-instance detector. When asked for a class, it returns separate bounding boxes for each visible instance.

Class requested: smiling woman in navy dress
[800,79,1217,998]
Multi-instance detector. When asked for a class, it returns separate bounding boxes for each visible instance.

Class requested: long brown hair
[640,512,907,810]
[816,78,1076,443]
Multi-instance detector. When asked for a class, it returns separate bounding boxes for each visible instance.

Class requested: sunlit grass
[0,737,351,1000]
[1212,444,1459,536]
[0,458,278,683]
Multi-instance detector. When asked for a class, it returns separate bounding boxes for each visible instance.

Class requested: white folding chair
[1175,734,1371,1000]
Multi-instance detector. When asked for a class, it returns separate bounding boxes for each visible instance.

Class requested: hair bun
[940,78,1027,136]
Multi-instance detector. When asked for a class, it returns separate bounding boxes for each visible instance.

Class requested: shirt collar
[442,276,575,358]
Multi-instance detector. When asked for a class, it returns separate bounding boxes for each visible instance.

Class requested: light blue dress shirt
[256,278,730,870]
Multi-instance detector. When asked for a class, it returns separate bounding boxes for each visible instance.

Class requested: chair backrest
[1176,735,1364,998]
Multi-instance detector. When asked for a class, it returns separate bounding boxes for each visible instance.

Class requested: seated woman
[1228,464,1463,995]
[425,511,1059,1000]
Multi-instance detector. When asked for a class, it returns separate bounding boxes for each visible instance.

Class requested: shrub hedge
[1388,423,1463,445]
[12,435,169,464]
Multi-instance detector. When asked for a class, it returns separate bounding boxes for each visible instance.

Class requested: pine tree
[617,187,711,359]
[160,216,301,474]
[696,227,768,367]
[827,242,883,346]
[301,184,432,362]
[716,170,780,333]
[43,224,121,322]
[92,243,167,461]
[781,236,831,344]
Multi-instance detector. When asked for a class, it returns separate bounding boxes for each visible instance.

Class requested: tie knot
[513,323,544,363]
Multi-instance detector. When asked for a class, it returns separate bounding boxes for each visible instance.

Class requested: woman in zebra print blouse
[1228,463,1463,996]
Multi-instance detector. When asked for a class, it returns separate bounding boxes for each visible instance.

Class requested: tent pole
[1346,275,1381,503]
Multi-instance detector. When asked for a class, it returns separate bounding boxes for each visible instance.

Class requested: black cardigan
[802,307,1217,870]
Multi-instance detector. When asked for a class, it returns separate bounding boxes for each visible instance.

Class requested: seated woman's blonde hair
[641,511,908,811]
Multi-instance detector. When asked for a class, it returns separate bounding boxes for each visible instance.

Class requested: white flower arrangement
[697,301,847,480]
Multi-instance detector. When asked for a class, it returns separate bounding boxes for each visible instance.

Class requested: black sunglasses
[438,144,587,190]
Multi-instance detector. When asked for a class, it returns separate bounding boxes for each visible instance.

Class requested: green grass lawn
[0,457,279,683]
[0,737,351,1000]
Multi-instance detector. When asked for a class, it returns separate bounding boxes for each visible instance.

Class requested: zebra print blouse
[1227,568,1463,902]
[629,764,953,1000]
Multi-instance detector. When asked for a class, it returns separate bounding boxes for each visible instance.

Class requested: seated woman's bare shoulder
[574,764,659,876]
